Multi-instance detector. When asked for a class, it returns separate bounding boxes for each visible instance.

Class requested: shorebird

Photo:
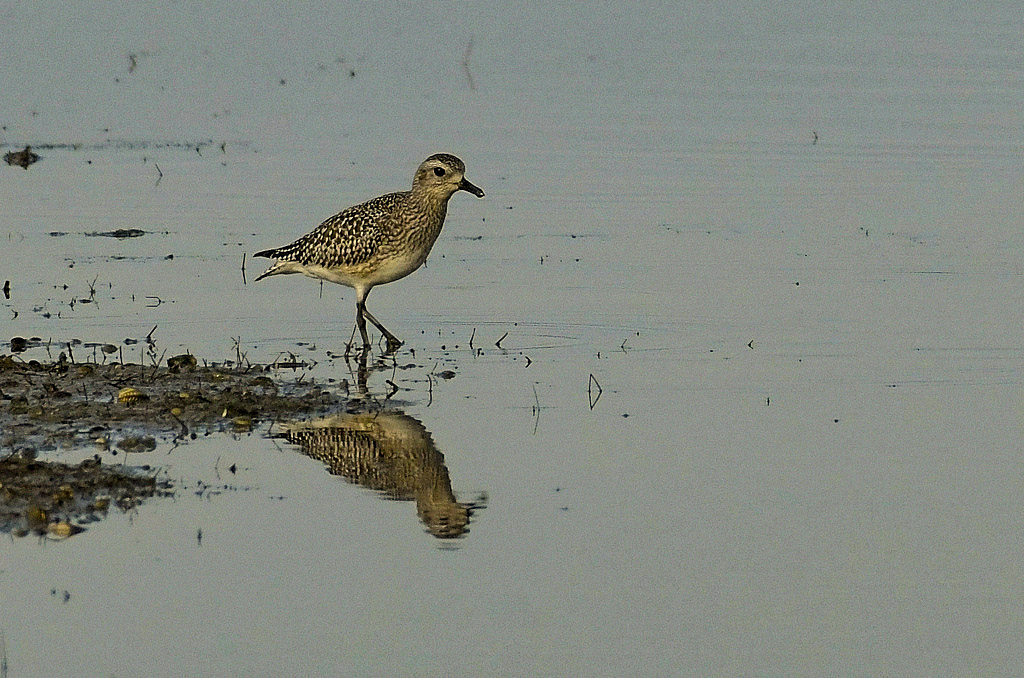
[254,153,484,352]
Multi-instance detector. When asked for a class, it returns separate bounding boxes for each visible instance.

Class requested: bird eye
[433,167,446,177]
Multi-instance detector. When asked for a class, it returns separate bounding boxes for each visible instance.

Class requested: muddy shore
[1,344,354,537]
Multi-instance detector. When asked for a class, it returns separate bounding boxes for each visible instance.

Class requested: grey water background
[2,2,1024,675]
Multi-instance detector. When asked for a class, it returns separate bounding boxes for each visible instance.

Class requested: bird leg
[355,301,402,352]
[361,304,403,352]
[355,301,372,349]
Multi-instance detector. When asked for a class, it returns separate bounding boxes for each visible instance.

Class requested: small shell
[48,521,76,539]
[117,386,147,404]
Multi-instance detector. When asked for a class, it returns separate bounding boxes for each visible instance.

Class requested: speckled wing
[258,193,402,268]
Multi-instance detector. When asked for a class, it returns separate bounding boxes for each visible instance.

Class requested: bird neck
[411,190,451,222]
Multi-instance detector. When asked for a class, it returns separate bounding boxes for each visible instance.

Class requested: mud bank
[0,453,169,539]
[0,350,351,454]
[0,346,354,537]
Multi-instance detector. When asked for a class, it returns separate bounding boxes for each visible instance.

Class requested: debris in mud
[117,386,148,404]
[0,453,170,538]
[167,353,197,372]
[4,145,40,169]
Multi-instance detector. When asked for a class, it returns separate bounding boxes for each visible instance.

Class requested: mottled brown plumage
[277,411,482,538]
[254,154,484,351]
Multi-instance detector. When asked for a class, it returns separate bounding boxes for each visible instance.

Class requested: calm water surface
[1,2,1023,676]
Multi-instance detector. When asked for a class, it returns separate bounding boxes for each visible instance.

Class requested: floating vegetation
[85,229,148,239]
[0,138,223,152]
[3,146,40,169]
[49,228,149,239]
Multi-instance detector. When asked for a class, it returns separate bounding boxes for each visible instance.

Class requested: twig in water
[531,384,541,434]
[171,411,189,440]
[588,374,603,410]
[343,324,358,359]
[154,163,163,185]
[462,38,476,91]
[495,331,508,349]
[231,336,248,367]
[241,253,247,284]
[146,325,158,343]
[469,327,476,350]
[150,348,167,369]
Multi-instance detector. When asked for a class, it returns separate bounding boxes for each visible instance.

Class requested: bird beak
[459,177,485,197]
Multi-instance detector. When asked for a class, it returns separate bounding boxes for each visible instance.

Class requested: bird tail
[253,247,287,282]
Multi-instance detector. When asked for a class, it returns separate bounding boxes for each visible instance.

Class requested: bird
[253,153,484,352]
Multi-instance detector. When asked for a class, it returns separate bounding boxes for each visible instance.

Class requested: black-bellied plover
[254,153,484,352]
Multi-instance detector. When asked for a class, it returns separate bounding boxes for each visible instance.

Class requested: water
[2,2,1023,675]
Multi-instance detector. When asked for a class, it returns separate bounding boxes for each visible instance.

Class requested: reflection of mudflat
[276,411,483,538]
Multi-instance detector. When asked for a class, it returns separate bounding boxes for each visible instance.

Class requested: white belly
[299,251,425,289]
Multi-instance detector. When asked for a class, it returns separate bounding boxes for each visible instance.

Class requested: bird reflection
[275,410,483,538]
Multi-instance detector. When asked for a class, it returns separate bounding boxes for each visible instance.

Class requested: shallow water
[2,2,1024,676]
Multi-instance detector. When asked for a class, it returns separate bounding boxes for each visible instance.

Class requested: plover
[254,153,484,352]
